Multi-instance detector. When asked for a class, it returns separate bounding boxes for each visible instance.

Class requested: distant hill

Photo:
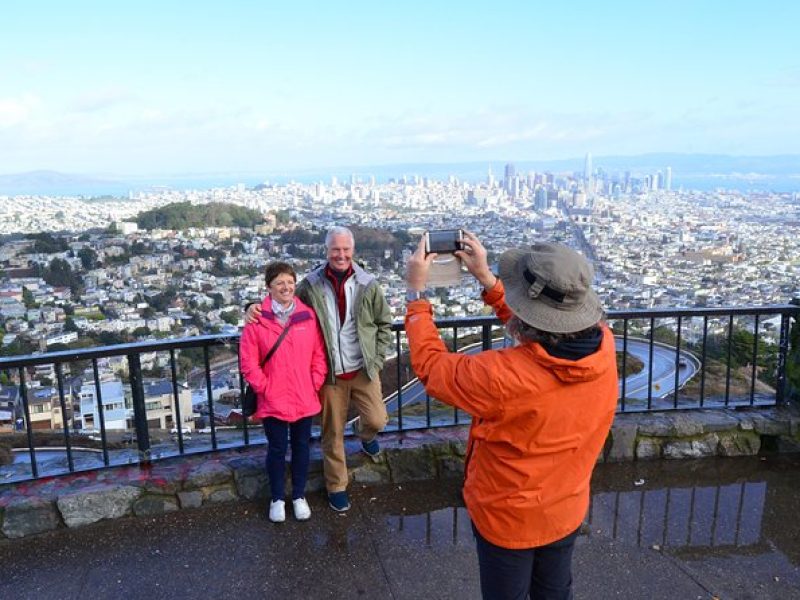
[326,153,800,191]
[2,154,799,196]
[135,201,264,230]
[0,170,128,196]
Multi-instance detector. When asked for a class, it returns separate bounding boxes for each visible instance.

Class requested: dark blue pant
[473,524,579,600]
[262,416,312,502]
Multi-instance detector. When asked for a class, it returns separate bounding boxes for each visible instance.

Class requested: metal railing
[0,304,797,484]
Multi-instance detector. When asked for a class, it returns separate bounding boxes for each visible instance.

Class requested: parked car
[170,426,192,435]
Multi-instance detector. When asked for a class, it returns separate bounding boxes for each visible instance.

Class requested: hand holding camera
[407,235,437,291]
[420,229,463,287]
[454,231,496,290]
[408,229,496,291]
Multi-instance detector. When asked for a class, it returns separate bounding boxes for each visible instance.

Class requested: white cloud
[70,87,135,113]
[0,94,39,127]
[371,109,615,153]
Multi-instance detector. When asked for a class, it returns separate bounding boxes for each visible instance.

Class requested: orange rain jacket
[405,280,618,549]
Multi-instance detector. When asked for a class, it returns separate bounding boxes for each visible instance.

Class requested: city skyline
[2,1,799,176]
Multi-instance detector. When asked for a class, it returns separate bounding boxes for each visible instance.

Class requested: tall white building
[584,153,593,185]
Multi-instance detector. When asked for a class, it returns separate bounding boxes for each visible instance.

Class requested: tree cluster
[77,247,98,269]
[37,258,84,293]
[28,232,68,254]
[136,202,264,230]
[146,287,178,312]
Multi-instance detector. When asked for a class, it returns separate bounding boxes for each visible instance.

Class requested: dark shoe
[361,437,381,460]
[328,491,351,512]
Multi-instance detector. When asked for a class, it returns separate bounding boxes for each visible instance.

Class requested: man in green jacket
[248,226,392,511]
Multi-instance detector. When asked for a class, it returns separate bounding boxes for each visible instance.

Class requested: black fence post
[127,353,151,462]
[19,367,38,479]
[776,301,798,405]
[92,359,110,466]
[481,324,492,351]
[55,362,74,472]
[396,330,403,432]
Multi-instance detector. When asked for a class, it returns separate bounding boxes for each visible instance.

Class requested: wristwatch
[405,288,429,302]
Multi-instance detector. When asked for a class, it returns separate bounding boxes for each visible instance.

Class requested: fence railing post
[127,352,151,462]
[481,324,492,351]
[776,301,798,405]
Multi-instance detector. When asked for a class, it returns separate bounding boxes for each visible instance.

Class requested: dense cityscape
[0,159,798,442]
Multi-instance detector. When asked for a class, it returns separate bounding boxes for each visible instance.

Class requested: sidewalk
[1,455,799,599]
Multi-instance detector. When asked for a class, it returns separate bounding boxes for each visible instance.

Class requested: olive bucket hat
[498,242,604,334]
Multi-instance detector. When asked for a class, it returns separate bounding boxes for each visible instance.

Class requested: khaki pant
[321,370,388,493]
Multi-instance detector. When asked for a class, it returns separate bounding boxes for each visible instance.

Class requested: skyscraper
[584,153,593,185]
[665,167,672,192]
[535,187,548,211]
[504,163,515,195]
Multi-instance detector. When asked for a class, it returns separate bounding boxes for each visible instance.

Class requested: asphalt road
[615,337,700,401]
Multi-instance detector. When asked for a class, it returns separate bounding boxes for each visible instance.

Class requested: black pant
[473,524,579,600]
[262,416,312,502]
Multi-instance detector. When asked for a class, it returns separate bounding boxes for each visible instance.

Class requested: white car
[170,426,192,435]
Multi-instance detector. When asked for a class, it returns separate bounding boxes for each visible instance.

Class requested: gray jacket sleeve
[371,283,393,366]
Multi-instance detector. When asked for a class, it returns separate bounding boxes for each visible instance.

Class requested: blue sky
[1,1,799,176]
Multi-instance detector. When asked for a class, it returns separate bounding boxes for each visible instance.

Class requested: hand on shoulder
[244,302,261,324]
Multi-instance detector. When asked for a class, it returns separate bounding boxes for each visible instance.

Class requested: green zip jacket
[296,261,392,384]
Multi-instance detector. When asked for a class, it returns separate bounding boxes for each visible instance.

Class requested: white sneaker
[293,497,311,521]
[269,500,285,523]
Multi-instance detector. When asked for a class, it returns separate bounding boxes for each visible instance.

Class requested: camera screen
[427,230,462,254]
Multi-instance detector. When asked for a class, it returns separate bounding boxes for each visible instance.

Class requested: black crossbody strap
[259,323,292,369]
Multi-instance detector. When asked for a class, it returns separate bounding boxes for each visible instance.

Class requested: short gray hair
[325,226,355,249]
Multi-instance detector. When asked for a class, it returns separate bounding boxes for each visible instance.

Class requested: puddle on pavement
[388,505,473,548]
[375,455,800,567]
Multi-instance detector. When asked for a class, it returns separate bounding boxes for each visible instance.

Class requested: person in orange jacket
[405,231,618,600]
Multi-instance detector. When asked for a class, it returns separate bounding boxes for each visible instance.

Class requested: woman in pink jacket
[240,262,327,523]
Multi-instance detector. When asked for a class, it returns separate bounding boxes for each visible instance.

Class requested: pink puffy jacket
[239,296,327,422]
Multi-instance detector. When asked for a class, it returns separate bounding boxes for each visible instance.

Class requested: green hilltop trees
[136,202,264,230]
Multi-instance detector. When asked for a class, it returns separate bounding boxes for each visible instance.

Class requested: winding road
[616,337,700,402]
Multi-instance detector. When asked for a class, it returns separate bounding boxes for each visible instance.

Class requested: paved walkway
[1,455,799,599]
